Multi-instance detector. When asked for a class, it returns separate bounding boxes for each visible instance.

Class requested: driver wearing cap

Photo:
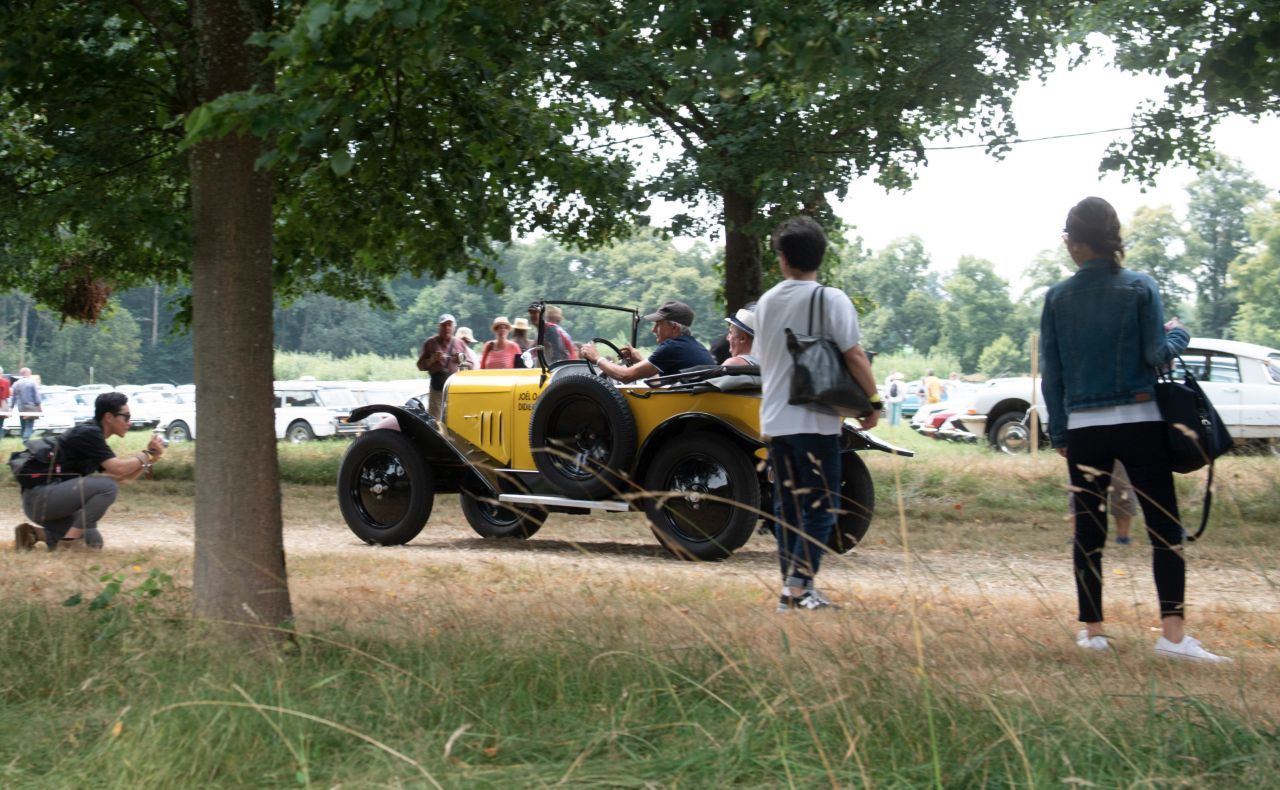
[581,300,714,383]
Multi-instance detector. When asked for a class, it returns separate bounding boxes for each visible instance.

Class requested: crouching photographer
[16,392,165,552]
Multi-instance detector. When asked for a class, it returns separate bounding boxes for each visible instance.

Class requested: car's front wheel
[166,420,192,443]
[337,430,434,545]
[286,420,316,443]
[990,412,1030,454]
[642,432,760,561]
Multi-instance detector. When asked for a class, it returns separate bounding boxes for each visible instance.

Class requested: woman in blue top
[1040,196,1229,663]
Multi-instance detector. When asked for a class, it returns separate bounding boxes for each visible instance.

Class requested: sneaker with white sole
[1154,635,1232,664]
[1076,629,1110,651]
[776,590,836,613]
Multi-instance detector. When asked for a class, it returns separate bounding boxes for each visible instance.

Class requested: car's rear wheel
[337,430,434,545]
[643,432,760,561]
[826,452,874,554]
[529,369,637,499]
[166,421,192,443]
[459,481,547,539]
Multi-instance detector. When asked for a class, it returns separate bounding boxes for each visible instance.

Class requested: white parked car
[156,381,364,443]
[4,386,80,436]
[953,338,1280,454]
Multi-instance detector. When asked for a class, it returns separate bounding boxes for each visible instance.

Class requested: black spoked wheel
[337,430,434,545]
[826,452,875,554]
[643,432,760,561]
[530,370,637,499]
[459,481,547,539]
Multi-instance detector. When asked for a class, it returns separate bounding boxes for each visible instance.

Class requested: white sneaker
[1076,629,1110,651]
[1154,635,1232,664]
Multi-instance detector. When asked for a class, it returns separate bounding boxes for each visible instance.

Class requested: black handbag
[786,286,872,418]
[1155,363,1232,474]
[1154,359,1233,541]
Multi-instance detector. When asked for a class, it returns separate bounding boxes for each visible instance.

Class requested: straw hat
[492,316,512,330]
[512,317,530,331]
[456,326,477,343]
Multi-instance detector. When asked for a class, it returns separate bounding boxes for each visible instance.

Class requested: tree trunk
[722,187,762,312]
[190,0,291,639]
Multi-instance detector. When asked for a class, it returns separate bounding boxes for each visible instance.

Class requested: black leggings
[1066,421,1184,622]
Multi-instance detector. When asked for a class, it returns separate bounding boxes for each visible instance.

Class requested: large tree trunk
[722,187,762,312]
[190,0,291,638]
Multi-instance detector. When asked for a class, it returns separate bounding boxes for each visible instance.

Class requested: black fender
[841,424,914,457]
[636,412,766,484]
[347,404,499,497]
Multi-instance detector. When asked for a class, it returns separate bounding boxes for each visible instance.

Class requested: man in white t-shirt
[756,216,881,613]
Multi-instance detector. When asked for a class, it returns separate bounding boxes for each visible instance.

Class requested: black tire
[826,452,875,554]
[337,430,434,545]
[459,487,547,539]
[643,432,760,561]
[529,369,637,499]
[167,421,192,443]
[989,412,1030,454]
[287,420,316,443]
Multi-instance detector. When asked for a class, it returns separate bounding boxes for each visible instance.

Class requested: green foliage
[938,257,1017,372]
[560,0,1074,300]
[1085,0,1280,179]
[1125,205,1195,315]
[1185,156,1268,337]
[30,300,142,385]
[867,350,962,384]
[841,236,945,354]
[977,334,1028,377]
[1231,200,1280,347]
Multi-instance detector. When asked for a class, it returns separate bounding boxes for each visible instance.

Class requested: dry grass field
[2,430,1277,785]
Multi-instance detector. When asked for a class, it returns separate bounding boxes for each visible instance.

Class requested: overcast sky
[648,55,1278,293]
[834,57,1280,290]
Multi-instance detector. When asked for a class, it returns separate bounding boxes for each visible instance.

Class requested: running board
[498,493,632,512]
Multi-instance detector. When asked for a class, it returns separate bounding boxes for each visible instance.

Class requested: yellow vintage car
[336,300,910,561]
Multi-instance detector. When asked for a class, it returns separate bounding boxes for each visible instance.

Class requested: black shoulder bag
[786,286,873,418]
[1155,357,1233,541]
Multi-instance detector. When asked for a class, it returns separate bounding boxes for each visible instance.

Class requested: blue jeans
[20,417,36,440]
[768,433,841,587]
[888,400,903,426]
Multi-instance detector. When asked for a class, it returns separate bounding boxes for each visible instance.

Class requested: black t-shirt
[54,422,116,478]
[648,335,714,376]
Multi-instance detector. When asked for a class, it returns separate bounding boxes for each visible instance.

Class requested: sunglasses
[117,412,131,419]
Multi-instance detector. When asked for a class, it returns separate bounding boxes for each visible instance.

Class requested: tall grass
[3,423,1278,785]
[1,558,1277,787]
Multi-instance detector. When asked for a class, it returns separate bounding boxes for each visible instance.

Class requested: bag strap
[1187,460,1213,543]
[1163,353,1212,542]
[806,285,827,336]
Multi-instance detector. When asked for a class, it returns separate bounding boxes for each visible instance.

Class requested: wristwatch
[868,393,884,411]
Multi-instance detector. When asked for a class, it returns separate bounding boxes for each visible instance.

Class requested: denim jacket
[1039,259,1189,448]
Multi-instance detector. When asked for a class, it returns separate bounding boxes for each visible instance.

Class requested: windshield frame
[531,299,639,372]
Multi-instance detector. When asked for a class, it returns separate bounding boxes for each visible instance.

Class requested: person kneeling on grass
[15,392,165,552]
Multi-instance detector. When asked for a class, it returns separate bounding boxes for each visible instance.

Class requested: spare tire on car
[529,368,637,500]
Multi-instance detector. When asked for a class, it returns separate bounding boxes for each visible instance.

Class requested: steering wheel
[586,337,628,378]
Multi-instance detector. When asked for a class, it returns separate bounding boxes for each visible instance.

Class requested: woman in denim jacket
[1040,196,1229,663]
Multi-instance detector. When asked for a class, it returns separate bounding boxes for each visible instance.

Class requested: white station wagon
[954,338,1280,455]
